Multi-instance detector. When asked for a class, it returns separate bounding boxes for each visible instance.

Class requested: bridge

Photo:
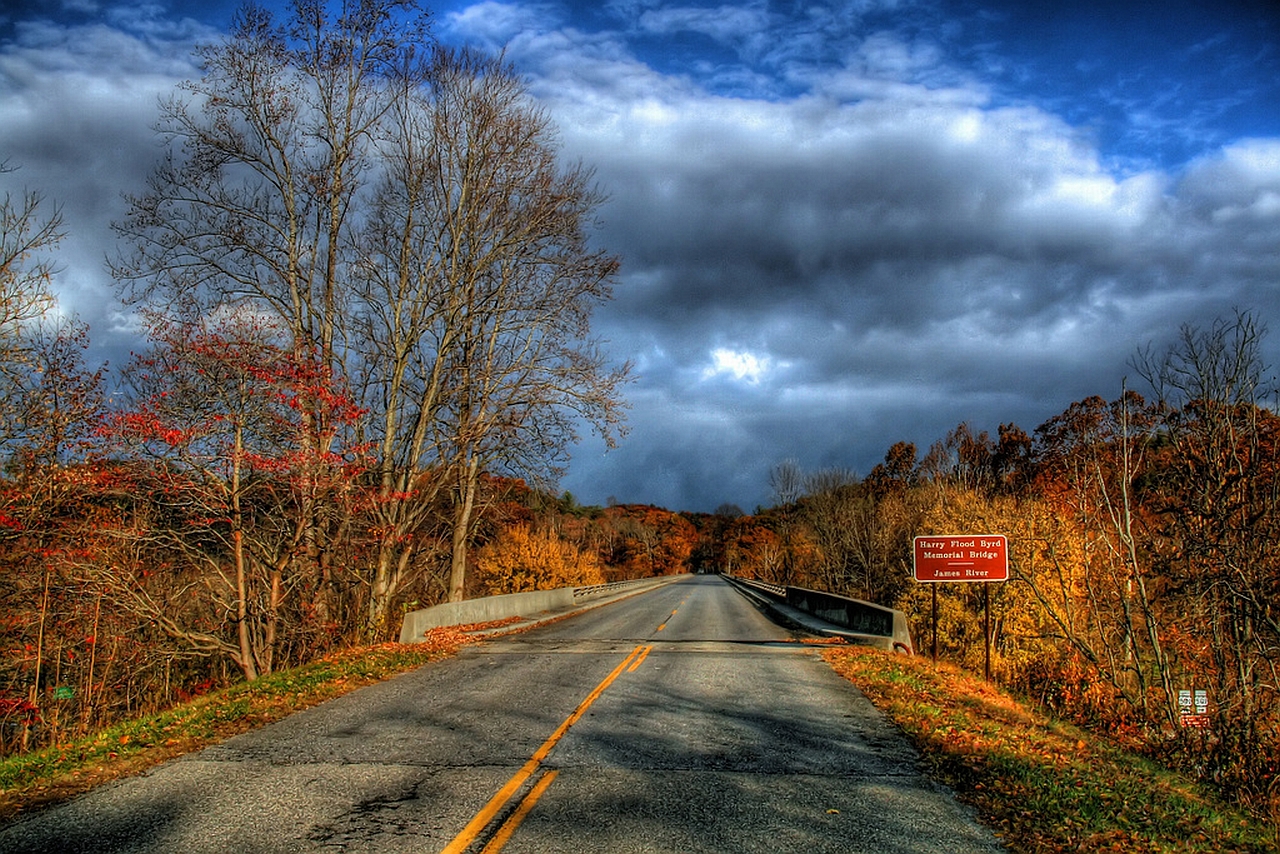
[0,575,999,854]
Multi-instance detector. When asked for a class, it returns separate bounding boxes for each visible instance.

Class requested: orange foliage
[472,524,605,595]
[594,504,697,578]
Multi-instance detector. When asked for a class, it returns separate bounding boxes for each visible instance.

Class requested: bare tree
[801,467,861,595]
[1135,310,1280,797]
[390,47,626,607]
[113,1,430,624]
[0,162,64,450]
[117,6,627,637]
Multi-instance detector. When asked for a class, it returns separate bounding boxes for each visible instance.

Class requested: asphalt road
[0,575,1005,853]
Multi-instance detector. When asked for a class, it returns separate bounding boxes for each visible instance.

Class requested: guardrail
[398,576,679,643]
[572,578,671,602]
[725,574,913,654]
[729,576,786,599]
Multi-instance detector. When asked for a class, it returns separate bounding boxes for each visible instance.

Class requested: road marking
[479,769,559,854]
[627,645,653,672]
[441,644,647,854]
[656,604,682,632]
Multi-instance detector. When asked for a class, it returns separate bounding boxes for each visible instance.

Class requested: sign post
[912,535,1009,679]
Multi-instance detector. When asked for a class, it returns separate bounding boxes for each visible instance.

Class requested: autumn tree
[864,441,917,495]
[473,524,604,595]
[1027,391,1176,723]
[1135,310,1280,802]
[100,311,366,679]
[5,319,106,474]
[0,322,111,753]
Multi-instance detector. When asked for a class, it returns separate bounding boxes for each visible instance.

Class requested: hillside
[826,647,1277,854]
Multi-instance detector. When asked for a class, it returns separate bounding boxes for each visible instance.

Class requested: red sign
[913,535,1009,582]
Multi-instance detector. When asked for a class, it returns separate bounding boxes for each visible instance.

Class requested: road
[0,575,1004,853]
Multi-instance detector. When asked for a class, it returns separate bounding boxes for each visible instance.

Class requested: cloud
[2,0,1278,512]
[703,348,774,384]
[635,3,770,43]
[0,13,207,360]
[438,2,1280,509]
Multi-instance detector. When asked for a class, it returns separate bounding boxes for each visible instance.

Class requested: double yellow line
[441,644,653,854]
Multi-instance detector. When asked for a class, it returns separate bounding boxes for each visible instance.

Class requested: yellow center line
[627,645,653,672]
[656,605,681,632]
[441,644,646,854]
[479,769,559,854]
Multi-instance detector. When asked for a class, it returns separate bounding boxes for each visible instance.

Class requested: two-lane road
[0,575,1004,853]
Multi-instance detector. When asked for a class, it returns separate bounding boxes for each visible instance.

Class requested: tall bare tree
[113,0,430,629]
[117,4,627,637]
[355,47,626,616]
[0,162,64,451]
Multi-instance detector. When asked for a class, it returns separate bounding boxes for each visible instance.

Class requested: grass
[0,626,480,820]
[825,645,1278,854]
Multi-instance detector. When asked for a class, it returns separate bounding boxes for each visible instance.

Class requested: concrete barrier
[398,588,575,643]
[398,576,682,643]
[725,575,913,654]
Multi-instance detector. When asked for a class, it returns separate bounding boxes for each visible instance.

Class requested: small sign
[1178,688,1211,728]
[913,535,1009,582]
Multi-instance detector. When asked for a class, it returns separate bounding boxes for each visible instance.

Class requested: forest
[0,0,1276,830]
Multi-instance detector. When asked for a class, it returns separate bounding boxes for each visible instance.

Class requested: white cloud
[442,0,560,46]
[703,348,771,384]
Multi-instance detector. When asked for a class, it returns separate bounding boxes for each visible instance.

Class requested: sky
[2,0,1280,512]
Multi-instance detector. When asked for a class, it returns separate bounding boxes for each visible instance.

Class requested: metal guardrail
[729,576,787,598]
[572,577,671,601]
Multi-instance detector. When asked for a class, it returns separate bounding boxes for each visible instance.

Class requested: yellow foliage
[473,524,605,595]
[899,485,1089,685]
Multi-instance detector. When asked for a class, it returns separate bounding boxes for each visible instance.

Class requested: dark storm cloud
[0,10,209,357]
[450,3,1280,509]
[2,0,1278,511]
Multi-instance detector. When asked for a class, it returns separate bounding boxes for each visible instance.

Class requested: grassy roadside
[0,626,484,821]
[825,645,1278,854]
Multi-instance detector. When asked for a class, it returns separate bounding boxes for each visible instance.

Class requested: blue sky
[2,0,1279,511]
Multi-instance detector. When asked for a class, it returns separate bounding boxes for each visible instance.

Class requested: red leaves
[0,696,41,725]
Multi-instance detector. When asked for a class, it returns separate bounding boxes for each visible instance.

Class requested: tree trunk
[448,459,480,603]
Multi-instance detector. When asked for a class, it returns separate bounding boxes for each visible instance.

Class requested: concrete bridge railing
[398,576,678,643]
[725,574,913,654]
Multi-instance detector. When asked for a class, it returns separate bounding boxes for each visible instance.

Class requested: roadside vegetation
[0,629,471,819]
[826,646,1278,854]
